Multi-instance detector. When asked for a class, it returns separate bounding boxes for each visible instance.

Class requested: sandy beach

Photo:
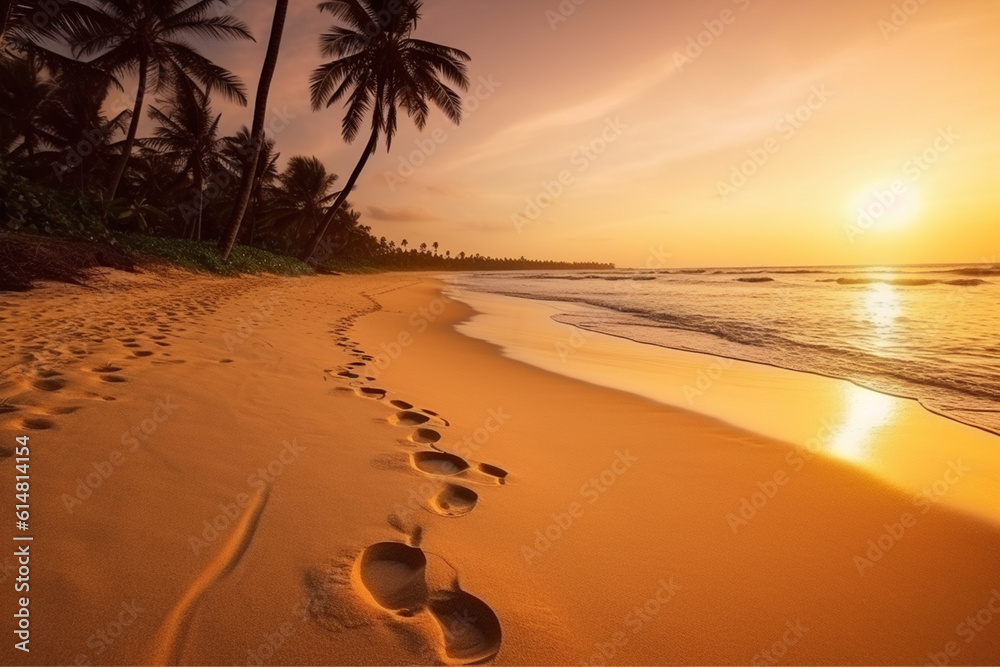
[0,270,997,665]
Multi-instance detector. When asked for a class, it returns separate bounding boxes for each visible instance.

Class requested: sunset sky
[196,0,1000,268]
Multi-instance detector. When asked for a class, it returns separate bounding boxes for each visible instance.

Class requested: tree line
[0,0,612,273]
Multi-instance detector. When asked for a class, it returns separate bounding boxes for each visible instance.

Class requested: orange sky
[200,0,1000,267]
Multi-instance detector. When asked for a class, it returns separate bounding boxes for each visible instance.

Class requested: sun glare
[850,181,922,233]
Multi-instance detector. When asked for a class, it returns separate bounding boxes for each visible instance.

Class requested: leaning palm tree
[144,81,223,240]
[53,0,253,199]
[299,0,471,262]
[217,0,288,261]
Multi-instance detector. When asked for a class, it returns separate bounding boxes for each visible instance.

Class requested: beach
[1,269,999,665]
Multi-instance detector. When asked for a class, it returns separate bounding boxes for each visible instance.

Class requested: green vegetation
[114,234,313,277]
[0,1,612,292]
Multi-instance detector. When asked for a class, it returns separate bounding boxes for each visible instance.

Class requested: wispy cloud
[441,54,679,172]
[366,205,437,222]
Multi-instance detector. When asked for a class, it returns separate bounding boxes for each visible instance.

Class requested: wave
[817,278,989,287]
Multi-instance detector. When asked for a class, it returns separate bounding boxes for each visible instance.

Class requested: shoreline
[444,286,1000,528]
[444,282,1000,439]
[1,270,998,664]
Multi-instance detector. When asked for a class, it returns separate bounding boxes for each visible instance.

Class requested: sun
[850,180,922,232]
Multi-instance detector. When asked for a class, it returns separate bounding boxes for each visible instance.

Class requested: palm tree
[220,127,279,244]
[419,242,427,253]
[0,51,54,160]
[54,0,253,200]
[217,0,288,261]
[258,155,338,254]
[144,81,223,240]
[34,68,131,189]
[445,250,450,259]
[299,0,471,262]
[400,239,408,251]
[1,0,41,44]
[432,241,438,255]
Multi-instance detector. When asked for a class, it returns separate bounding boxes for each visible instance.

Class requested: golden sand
[0,270,997,665]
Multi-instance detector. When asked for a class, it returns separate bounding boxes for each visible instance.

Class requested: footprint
[101,375,128,384]
[428,590,503,663]
[337,371,359,379]
[356,387,387,400]
[93,364,123,373]
[429,485,478,518]
[478,464,509,485]
[32,377,66,392]
[45,405,80,415]
[410,428,442,446]
[22,417,55,430]
[220,359,234,364]
[411,451,469,476]
[390,400,414,410]
[355,543,502,664]
[357,542,429,613]
[133,351,154,358]
[390,411,431,427]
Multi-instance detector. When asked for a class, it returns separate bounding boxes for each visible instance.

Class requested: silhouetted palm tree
[401,239,408,250]
[432,241,438,255]
[33,59,129,189]
[299,0,471,261]
[144,82,223,239]
[218,0,288,260]
[259,155,338,254]
[54,0,253,199]
[0,51,53,160]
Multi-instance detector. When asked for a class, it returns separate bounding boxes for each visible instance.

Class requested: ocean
[449,264,1000,436]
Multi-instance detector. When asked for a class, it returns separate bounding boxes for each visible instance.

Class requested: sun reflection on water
[863,282,902,348]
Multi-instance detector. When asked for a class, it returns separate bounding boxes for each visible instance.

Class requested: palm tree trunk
[107,53,147,200]
[217,0,288,261]
[300,124,378,263]
[192,164,204,240]
[0,1,13,43]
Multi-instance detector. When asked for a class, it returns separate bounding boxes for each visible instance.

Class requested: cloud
[441,54,679,172]
[366,205,437,222]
